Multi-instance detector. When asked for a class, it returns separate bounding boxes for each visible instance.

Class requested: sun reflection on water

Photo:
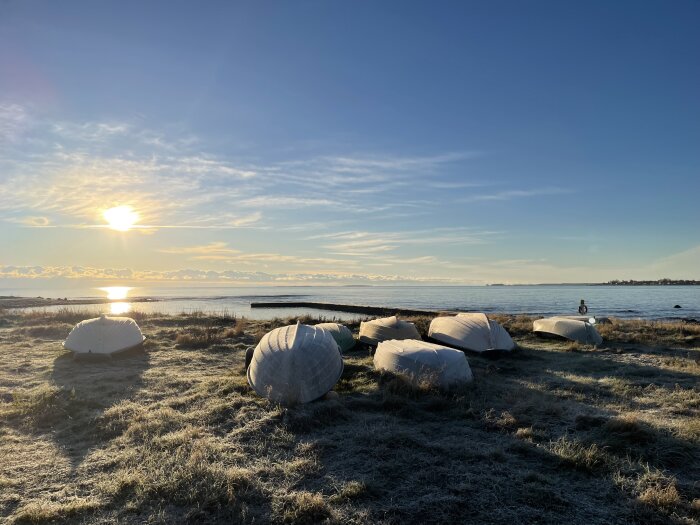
[109,302,132,315]
[99,287,133,315]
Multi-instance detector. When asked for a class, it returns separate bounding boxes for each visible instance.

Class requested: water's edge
[2,285,698,321]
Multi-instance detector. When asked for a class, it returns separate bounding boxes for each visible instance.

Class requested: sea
[2,285,699,321]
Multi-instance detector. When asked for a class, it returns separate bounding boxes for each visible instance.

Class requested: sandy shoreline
[0,296,160,309]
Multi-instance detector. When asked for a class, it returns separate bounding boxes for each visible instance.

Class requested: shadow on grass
[280,384,629,523]
[48,349,150,469]
[614,341,700,360]
[270,342,699,524]
[518,343,699,385]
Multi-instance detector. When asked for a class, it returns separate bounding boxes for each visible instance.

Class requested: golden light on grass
[103,205,139,231]
[100,286,131,300]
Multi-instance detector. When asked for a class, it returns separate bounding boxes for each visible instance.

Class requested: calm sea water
[2,285,698,321]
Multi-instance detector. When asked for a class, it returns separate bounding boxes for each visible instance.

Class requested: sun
[100,286,131,300]
[103,206,139,231]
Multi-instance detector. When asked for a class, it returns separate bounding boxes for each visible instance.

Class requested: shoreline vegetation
[0,309,699,524]
[493,280,700,286]
[599,279,700,286]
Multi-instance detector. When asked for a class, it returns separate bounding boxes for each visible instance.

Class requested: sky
[1,0,699,287]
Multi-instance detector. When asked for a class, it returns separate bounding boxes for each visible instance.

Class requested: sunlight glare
[109,302,131,315]
[103,205,139,231]
[100,286,131,300]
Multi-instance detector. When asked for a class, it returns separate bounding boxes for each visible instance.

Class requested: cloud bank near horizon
[0,264,469,286]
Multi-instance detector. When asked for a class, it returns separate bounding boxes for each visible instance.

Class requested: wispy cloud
[160,242,358,268]
[313,227,501,255]
[461,187,573,202]
[1,105,484,233]
[159,242,241,255]
[0,122,262,230]
[226,211,262,227]
[277,151,478,175]
[238,196,338,209]
[257,151,483,198]
[3,104,538,283]
[50,121,131,142]
[426,180,490,190]
[6,216,53,227]
[380,255,440,265]
[0,103,30,142]
[193,253,357,267]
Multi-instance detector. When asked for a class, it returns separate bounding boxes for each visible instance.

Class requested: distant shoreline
[594,279,700,286]
[500,280,700,286]
[0,296,160,309]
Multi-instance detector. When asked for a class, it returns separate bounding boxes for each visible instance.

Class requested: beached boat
[554,315,611,325]
[428,313,515,353]
[315,322,355,352]
[247,322,343,405]
[358,316,420,345]
[533,317,603,345]
[374,339,473,388]
[557,315,596,323]
[64,315,145,355]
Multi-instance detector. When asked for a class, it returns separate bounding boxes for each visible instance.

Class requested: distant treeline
[601,279,700,286]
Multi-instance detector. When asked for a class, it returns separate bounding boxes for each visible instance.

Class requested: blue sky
[1,0,699,286]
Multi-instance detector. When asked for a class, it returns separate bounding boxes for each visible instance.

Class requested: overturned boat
[315,322,355,352]
[358,316,420,346]
[533,317,603,345]
[64,315,145,356]
[247,322,343,405]
[374,339,473,388]
[428,313,515,354]
[554,315,611,325]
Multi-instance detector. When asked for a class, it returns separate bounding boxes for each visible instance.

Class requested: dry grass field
[1,309,699,524]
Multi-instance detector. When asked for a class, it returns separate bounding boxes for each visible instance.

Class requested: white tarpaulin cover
[315,322,355,353]
[533,317,603,345]
[247,322,344,405]
[374,339,473,388]
[358,316,420,345]
[63,315,145,355]
[428,313,515,353]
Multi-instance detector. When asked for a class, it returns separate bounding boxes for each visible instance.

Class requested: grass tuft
[274,491,332,524]
[12,498,101,524]
[600,415,656,449]
[329,480,369,502]
[636,469,681,509]
[549,436,612,473]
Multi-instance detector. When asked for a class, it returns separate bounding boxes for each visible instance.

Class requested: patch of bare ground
[0,312,698,524]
